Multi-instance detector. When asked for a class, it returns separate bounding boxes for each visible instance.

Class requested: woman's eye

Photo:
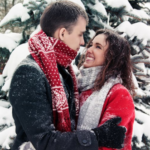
[96,46,101,49]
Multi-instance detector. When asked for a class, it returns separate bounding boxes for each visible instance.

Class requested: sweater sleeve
[9,64,98,150]
[98,84,135,150]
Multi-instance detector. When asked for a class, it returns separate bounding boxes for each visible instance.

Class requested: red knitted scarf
[28,30,79,132]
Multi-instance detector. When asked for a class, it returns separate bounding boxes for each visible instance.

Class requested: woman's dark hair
[79,29,135,97]
[40,0,88,37]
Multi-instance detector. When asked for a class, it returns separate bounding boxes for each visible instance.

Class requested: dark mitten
[92,117,126,149]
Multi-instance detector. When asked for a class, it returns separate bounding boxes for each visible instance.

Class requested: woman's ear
[59,28,66,41]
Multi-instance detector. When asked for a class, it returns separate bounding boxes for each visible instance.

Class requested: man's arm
[9,64,98,150]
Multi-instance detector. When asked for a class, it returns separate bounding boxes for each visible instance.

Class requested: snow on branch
[102,0,133,13]
[126,9,150,20]
[0,3,30,28]
[87,0,108,21]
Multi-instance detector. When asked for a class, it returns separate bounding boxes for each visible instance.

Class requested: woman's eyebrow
[95,42,103,47]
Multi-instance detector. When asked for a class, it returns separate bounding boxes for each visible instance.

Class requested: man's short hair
[40,0,88,37]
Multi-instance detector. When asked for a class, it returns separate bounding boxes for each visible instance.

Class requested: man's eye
[79,34,83,37]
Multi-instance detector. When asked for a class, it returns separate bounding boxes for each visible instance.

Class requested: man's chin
[76,48,80,51]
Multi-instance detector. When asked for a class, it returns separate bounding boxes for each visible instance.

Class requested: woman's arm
[98,84,135,150]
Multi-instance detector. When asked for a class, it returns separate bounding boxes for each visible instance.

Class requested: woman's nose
[87,46,93,53]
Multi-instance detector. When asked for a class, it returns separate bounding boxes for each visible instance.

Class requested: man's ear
[59,28,66,41]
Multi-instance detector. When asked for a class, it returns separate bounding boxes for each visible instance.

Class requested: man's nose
[80,37,85,45]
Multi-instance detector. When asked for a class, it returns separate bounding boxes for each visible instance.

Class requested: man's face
[62,16,87,51]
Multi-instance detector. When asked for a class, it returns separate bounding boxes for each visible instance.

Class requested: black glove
[92,117,126,149]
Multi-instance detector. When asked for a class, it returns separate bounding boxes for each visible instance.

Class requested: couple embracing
[9,1,135,150]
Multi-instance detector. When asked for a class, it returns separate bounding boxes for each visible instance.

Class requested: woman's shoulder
[107,83,134,105]
[108,83,131,97]
[104,83,135,116]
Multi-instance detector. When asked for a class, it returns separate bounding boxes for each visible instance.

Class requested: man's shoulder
[16,55,43,75]
[10,55,48,91]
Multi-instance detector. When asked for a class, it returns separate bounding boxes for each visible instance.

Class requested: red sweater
[79,84,135,150]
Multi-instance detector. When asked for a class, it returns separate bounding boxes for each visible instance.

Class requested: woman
[77,29,135,150]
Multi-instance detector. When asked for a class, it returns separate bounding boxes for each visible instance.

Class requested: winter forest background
[0,0,150,149]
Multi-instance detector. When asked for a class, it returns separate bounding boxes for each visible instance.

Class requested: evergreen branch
[135,107,150,116]
[134,72,146,77]
[145,47,150,53]
[133,64,144,72]
[124,14,141,21]
[141,51,149,59]
[142,7,150,12]
[133,59,150,64]
[131,55,144,62]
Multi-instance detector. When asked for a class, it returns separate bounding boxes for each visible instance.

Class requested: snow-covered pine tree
[0,0,48,74]
[0,0,150,149]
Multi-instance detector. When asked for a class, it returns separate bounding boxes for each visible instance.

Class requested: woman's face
[83,34,109,68]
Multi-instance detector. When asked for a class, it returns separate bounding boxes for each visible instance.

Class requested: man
[9,1,126,150]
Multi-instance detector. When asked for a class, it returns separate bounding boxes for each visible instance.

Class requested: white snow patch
[0,106,8,118]
[0,101,11,108]
[132,22,150,41]
[0,106,14,127]
[133,121,144,146]
[0,75,4,87]
[133,110,150,144]
[0,33,19,52]
[69,0,85,10]
[78,46,86,55]
[135,88,147,98]
[0,106,14,132]
[144,83,150,91]
[141,2,150,10]
[0,126,16,149]
[4,31,23,43]
[87,0,107,18]
[116,21,150,44]
[116,21,133,37]
[2,43,30,92]
[136,63,146,74]
[23,0,56,6]
[89,29,96,39]
[104,0,133,12]
[71,63,79,76]
[30,25,41,38]
[1,78,12,92]
[0,3,30,27]
[132,72,139,89]
[131,9,150,20]
[122,15,129,21]
[134,101,150,116]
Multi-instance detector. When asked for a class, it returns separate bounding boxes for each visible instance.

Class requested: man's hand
[92,117,126,149]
